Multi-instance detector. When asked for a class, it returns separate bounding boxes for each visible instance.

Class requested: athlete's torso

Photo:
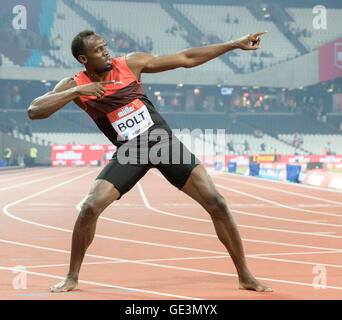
[73,56,171,147]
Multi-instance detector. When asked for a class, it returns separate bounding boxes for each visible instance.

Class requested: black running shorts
[96,136,201,198]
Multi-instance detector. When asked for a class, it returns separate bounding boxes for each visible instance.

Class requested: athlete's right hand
[75,81,114,99]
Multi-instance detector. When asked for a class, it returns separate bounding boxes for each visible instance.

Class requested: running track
[0,166,341,300]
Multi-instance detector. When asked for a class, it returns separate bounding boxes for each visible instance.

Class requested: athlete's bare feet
[239,276,273,292]
[50,277,78,292]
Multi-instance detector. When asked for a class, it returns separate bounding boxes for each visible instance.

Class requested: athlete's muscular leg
[181,165,272,292]
[50,179,120,292]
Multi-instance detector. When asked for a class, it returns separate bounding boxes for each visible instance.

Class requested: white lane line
[215,174,342,206]
[250,250,342,257]
[102,216,213,237]
[229,223,340,238]
[80,197,342,266]
[151,170,342,227]
[137,182,208,221]
[215,182,342,218]
[0,265,201,300]
[0,218,340,292]
[0,238,342,292]
[2,169,342,292]
[82,193,342,252]
[0,168,53,183]
[19,250,342,270]
[5,235,342,283]
[135,181,342,271]
[137,175,342,264]
[2,239,342,292]
[232,208,342,229]
[14,255,228,269]
[244,255,342,270]
[1,172,229,256]
[220,171,342,194]
[0,168,83,192]
[99,214,342,251]
[77,196,216,238]
[147,173,342,239]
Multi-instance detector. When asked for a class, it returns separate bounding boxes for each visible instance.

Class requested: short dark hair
[71,30,95,62]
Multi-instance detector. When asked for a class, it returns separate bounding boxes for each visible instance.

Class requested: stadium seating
[74,0,230,73]
[279,134,342,155]
[32,132,110,145]
[286,8,342,50]
[24,49,56,68]
[2,107,340,156]
[170,130,299,156]
[1,1,341,159]
[0,54,17,67]
[2,1,341,71]
[174,4,300,72]
[77,0,189,55]
[49,0,94,68]
[239,114,340,135]
[162,113,255,132]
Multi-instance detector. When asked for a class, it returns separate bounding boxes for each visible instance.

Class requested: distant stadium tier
[2,0,342,87]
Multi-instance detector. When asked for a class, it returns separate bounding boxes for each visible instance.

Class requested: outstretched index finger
[253,31,268,38]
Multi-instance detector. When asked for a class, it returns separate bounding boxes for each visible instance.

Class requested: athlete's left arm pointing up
[126,31,267,76]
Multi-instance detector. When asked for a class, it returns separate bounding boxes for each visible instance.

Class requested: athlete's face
[82,34,113,73]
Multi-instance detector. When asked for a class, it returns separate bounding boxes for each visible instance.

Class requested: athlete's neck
[85,70,110,82]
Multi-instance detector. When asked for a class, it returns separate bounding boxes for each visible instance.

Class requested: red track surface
[0,166,341,300]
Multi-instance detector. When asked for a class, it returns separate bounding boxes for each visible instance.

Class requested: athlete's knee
[206,193,230,220]
[79,200,102,222]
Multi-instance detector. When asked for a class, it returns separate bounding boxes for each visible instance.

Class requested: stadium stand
[286,7,342,51]
[239,114,340,135]
[0,0,58,68]
[174,3,301,72]
[0,0,341,162]
[279,134,342,155]
[49,0,93,68]
[0,54,17,67]
[77,0,189,55]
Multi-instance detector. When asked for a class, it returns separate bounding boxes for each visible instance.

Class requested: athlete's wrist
[226,39,240,50]
[70,86,82,97]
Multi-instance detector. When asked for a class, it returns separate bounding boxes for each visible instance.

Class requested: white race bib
[107,99,154,141]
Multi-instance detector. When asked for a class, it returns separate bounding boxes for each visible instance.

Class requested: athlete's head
[71,30,113,73]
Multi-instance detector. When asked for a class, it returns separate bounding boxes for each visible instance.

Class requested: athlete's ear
[78,55,87,64]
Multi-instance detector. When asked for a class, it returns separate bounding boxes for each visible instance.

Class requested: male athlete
[28,29,272,293]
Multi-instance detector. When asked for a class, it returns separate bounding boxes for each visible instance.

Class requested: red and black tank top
[73,56,171,147]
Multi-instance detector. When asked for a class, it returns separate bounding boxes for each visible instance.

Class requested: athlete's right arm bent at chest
[27,77,113,120]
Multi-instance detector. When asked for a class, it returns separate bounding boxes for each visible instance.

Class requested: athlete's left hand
[234,31,268,50]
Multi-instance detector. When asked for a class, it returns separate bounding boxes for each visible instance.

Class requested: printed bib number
[107,99,154,141]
